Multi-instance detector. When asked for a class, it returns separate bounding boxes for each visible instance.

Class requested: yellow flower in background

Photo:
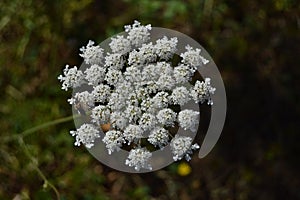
[177,162,191,176]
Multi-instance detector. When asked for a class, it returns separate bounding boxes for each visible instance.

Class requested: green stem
[21,114,79,138]
[5,114,81,199]
[4,114,80,142]
[18,137,61,200]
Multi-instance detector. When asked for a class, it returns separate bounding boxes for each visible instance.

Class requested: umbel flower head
[58,20,216,171]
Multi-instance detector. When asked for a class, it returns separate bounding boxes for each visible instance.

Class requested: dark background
[1,0,299,199]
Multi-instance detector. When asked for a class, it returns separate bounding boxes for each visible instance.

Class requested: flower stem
[21,114,79,137]
[18,137,61,200]
[4,114,81,200]
[5,114,80,142]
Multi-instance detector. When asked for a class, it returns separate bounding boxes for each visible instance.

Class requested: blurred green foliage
[1,0,300,199]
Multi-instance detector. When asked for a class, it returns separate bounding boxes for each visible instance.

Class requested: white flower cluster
[180,45,209,69]
[70,123,100,148]
[178,110,200,132]
[79,40,104,65]
[125,20,152,48]
[170,135,200,161]
[58,65,84,91]
[191,78,216,105]
[59,20,216,171]
[125,148,152,171]
[102,130,125,154]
